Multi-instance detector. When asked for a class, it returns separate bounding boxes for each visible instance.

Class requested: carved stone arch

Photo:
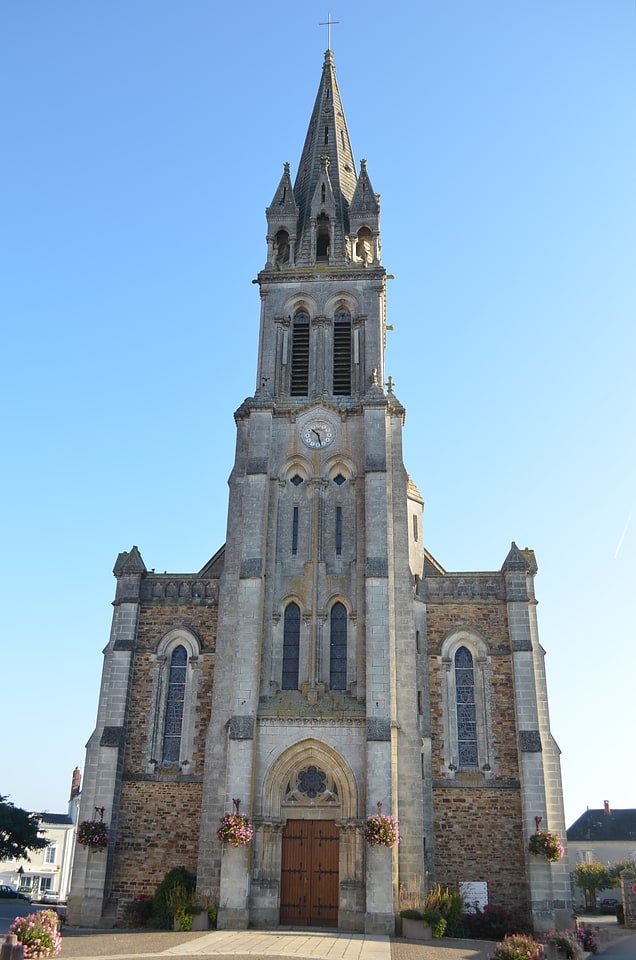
[284,293,319,319]
[156,626,201,659]
[260,737,358,820]
[325,455,356,483]
[280,456,313,484]
[440,627,489,662]
[324,291,359,317]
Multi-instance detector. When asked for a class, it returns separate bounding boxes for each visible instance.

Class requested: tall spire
[293,49,358,263]
[264,49,381,271]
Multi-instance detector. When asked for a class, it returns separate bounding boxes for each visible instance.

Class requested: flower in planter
[216,798,254,847]
[488,933,544,960]
[77,808,109,852]
[528,830,563,862]
[9,909,62,958]
[542,929,582,960]
[363,802,400,848]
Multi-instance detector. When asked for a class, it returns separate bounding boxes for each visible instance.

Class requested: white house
[0,768,81,902]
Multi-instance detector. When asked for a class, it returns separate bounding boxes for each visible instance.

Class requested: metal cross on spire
[319,12,339,50]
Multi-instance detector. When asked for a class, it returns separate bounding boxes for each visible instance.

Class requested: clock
[301,420,335,449]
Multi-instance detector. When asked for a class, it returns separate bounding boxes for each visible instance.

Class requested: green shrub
[151,866,196,929]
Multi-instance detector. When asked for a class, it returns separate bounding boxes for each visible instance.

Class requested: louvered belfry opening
[333,311,352,395]
[290,312,310,396]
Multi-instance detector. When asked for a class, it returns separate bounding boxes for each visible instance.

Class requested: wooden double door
[280,819,339,927]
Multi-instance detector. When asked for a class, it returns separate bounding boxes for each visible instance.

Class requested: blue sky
[1,2,634,831]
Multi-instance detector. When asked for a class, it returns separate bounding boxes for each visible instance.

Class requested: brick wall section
[432,787,529,915]
[125,603,217,772]
[426,602,521,781]
[111,600,217,902]
[425,601,529,916]
[111,780,203,898]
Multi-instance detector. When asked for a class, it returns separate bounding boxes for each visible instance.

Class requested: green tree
[571,861,610,911]
[0,795,49,861]
[607,859,634,888]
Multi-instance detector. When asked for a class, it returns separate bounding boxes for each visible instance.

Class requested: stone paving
[54,928,495,960]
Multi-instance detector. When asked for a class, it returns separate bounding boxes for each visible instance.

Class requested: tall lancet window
[454,646,478,767]
[290,311,310,396]
[282,602,301,690]
[333,310,352,395]
[162,645,187,761]
[330,602,347,690]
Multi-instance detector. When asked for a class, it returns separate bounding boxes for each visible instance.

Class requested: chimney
[603,800,611,815]
[70,766,81,800]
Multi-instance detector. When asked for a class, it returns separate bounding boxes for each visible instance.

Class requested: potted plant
[363,801,400,848]
[528,816,563,862]
[543,930,583,959]
[77,807,109,852]
[216,798,254,847]
[399,908,433,940]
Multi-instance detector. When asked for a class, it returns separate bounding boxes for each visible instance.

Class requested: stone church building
[68,49,571,934]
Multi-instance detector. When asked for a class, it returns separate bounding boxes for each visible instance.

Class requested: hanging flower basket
[216,798,254,847]
[78,807,109,852]
[78,818,109,852]
[528,830,563,862]
[363,802,400,848]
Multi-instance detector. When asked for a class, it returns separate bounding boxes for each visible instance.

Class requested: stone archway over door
[280,820,339,927]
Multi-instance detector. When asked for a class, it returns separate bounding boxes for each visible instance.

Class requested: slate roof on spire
[293,49,358,253]
[267,162,299,219]
[350,159,380,216]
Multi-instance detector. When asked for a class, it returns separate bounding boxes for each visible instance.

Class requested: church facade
[68,49,571,935]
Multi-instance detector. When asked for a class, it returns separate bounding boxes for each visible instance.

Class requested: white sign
[460,881,488,913]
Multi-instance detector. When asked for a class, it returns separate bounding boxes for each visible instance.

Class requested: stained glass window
[163,645,187,762]
[455,646,478,767]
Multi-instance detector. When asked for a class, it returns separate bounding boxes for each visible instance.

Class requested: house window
[45,846,57,864]
[290,312,310,396]
[454,646,478,767]
[330,602,347,690]
[413,514,419,542]
[282,603,301,690]
[335,506,342,556]
[162,645,187,761]
[333,311,352,395]
[40,877,53,892]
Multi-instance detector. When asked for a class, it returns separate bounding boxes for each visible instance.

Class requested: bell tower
[197,47,424,934]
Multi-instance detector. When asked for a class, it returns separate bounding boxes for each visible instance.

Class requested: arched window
[162,645,187,761]
[290,311,309,396]
[333,310,352,395]
[275,228,290,263]
[316,214,330,261]
[330,602,347,690]
[454,646,478,767]
[440,631,492,776]
[356,226,373,264]
[282,603,301,690]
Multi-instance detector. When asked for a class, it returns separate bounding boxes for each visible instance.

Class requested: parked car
[600,898,619,914]
[0,884,31,901]
[40,892,60,904]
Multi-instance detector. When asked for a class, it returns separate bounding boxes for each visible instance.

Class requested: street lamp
[16,865,24,893]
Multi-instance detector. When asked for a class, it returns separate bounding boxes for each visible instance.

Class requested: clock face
[301,420,335,449]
